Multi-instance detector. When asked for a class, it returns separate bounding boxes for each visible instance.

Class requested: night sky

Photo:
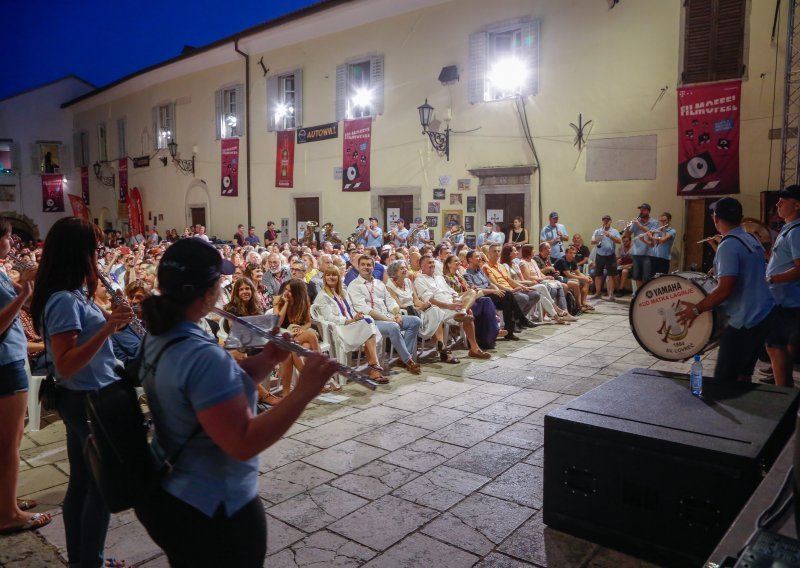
[3,0,321,100]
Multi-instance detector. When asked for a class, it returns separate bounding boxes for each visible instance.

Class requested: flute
[7,252,36,272]
[212,307,378,391]
[697,234,721,244]
[96,270,147,338]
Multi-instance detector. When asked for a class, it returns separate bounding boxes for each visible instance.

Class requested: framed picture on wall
[428,201,440,213]
[426,215,438,227]
[442,209,462,238]
[465,234,476,248]
[467,196,476,213]
[464,215,474,232]
[433,188,446,200]
[449,193,462,205]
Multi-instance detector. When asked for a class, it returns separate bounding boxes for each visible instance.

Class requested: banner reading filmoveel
[41,175,64,212]
[342,117,372,192]
[80,166,90,205]
[677,80,741,196]
[118,158,128,203]
[275,131,294,188]
[221,138,239,197]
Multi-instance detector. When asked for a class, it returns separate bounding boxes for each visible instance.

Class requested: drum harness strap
[720,232,762,253]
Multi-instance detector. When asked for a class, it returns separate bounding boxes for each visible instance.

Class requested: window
[152,102,176,149]
[682,0,746,83]
[72,131,89,168]
[215,85,246,138]
[266,71,302,131]
[0,140,16,173]
[468,18,540,103]
[98,123,108,162]
[117,118,127,158]
[34,141,64,174]
[335,56,384,120]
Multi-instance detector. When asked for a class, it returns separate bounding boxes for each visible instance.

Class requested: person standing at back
[590,215,621,300]
[625,203,658,288]
[540,212,568,262]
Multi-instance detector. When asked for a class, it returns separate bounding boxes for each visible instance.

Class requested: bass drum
[629,271,726,361]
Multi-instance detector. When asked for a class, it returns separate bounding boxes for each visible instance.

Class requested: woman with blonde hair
[313,267,387,383]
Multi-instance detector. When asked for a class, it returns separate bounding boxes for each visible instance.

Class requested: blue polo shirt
[365,228,383,249]
[143,320,257,517]
[393,228,409,248]
[652,226,677,260]
[541,224,568,260]
[767,218,800,307]
[591,227,620,257]
[631,219,658,256]
[715,227,774,329]
[0,271,27,365]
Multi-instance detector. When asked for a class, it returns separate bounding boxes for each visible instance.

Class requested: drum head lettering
[629,274,715,361]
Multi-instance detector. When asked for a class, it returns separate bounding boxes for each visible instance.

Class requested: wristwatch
[691,306,701,317]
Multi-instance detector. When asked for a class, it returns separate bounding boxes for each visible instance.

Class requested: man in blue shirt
[244,226,260,246]
[540,212,568,261]
[442,221,465,245]
[643,212,676,277]
[765,185,800,387]
[678,197,775,382]
[364,217,383,249]
[625,203,659,288]
[590,214,621,300]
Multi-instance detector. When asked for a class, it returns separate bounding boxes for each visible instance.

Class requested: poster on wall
[275,131,294,188]
[433,188,445,200]
[442,210,462,238]
[80,166,90,205]
[487,209,504,224]
[467,196,476,213]
[465,235,476,248]
[457,178,471,191]
[68,194,88,220]
[677,79,741,196]
[386,208,401,226]
[464,215,475,232]
[221,138,239,196]
[342,117,371,191]
[428,202,440,213]
[41,174,64,212]
[118,158,128,203]
[127,187,145,237]
[426,215,438,228]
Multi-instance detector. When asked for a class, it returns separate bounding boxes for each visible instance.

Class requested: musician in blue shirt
[364,217,383,248]
[625,203,659,287]
[678,198,775,382]
[540,212,568,260]
[643,212,676,277]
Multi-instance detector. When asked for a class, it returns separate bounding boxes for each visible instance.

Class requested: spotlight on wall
[488,58,529,98]
[92,161,115,187]
[417,99,450,161]
[351,88,373,112]
[167,140,195,175]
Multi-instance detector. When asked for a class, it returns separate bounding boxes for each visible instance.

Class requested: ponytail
[141,294,195,335]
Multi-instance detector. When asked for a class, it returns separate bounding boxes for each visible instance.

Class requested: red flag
[80,166,90,204]
[68,194,88,220]
[118,158,128,202]
[275,131,294,188]
[342,117,372,192]
[127,187,145,236]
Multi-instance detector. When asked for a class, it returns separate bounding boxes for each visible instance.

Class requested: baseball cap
[638,203,651,210]
[549,212,559,219]
[709,197,743,223]
[602,214,612,221]
[396,218,405,224]
[414,216,422,223]
[778,185,800,200]
[447,220,458,227]
[119,246,132,255]
[158,238,235,295]
[368,217,378,221]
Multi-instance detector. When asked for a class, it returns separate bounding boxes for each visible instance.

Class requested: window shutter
[31,143,41,174]
[714,0,746,80]
[73,132,83,167]
[266,76,278,131]
[335,64,347,121]
[10,143,21,173]
[235,84,246,137]
[683,0,713,83]
[293,69,303,128]
[370,55,384,116]
[521,20,540,96]
[214,89,223,140]
[468,31,487,103]
[59,143,70,174]
[169,102,177,143]
[683,0,744,83]
[152,107,159,150]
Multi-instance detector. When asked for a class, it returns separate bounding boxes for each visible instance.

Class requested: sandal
[105,560,127,568]
[367,365,389,384]
[0,512,52,535]
[439,350,460,364]
[17,499,37,511]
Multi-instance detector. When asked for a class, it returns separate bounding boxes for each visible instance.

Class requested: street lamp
[417,99,450,161]
[92,161,115,188]
[167,140,195,176]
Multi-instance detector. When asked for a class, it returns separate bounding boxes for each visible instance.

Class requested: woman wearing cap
[134,238,338,566]
[29,217,135,567]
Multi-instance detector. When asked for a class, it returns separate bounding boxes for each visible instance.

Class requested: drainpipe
[234,39,252,227]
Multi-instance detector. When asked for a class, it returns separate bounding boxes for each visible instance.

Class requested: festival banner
[221,138,239,196]
[68,194,88,220]
[677,80,741,196]
[118,158,128,203]
[80,166,90,205]
[127,187,145,237]
[41,174,64,212]
[342,117,372,192]
[275,131,294,188]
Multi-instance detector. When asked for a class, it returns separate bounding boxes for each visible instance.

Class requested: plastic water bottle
[690,355,703,397]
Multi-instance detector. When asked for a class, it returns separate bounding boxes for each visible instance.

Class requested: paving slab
[362,533,479,567]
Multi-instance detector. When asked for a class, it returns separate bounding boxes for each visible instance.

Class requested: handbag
[37,317,58,411]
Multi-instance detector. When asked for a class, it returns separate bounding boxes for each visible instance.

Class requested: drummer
[677,197,775,382]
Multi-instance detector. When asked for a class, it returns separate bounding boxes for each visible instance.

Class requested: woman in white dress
[312,267,388,383]
[385,260,458,364]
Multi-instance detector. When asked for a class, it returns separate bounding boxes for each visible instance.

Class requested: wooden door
[485,193,525,235]
[190,207,206,227]
[295,197,320,238]
[382,195,413,229]
[683,198,716,272]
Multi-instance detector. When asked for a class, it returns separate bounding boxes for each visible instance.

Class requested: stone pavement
[4,297,737,567]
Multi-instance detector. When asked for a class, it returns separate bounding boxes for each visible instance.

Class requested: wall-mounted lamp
[417,99,450,161]
[167,140,195,175]
[92,161,115,187]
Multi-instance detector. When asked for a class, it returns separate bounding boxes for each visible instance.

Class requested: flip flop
[0,512,52,535]
[17,498,37,511]
[105,560,127,568]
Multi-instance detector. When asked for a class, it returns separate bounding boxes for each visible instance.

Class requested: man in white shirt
[433,242,452,276]
[414,256,491,359]
[347,255,422,374]
[477,222,505,246]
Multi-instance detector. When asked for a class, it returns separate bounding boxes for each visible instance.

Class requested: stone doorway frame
[468,166,537,238]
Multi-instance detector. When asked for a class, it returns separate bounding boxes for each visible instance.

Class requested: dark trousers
[488,292,527,332]
[58,389,111,568]
[135,489,266,568]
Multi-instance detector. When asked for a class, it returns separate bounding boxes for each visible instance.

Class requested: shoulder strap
[720,232,760,253]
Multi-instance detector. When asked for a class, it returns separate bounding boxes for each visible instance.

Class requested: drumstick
[212,307,378,391]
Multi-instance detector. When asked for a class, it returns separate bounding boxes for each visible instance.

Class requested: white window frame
[117,117,127,158]
[266,70,303,132]
[152,102,176,150]
[215,85,246,139]
[98,123,108,162]
[0,139,15,173]
[335,55,384,121]
[72,131,89,168]
[34,141,66,174]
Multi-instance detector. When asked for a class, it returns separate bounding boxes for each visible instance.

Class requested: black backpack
[84,336,189,513]
[565,290,581,316]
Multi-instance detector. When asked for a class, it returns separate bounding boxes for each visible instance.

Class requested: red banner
[41,175,64,212]
[275,131,295,188]
[221,138,239,196]
[677,80,740,196]
[127,186,145,236]
[80,166,90,205]
[68,194,88,220]
[342,117,371,191]
[118,158,128,202]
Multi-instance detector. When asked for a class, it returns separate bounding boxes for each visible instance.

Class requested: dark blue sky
[3,0,321,100]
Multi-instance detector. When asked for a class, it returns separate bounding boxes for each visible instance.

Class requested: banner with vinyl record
[118,158,128,203]
[221,138,239,196]
[677,79,740,196]
[68,194,88,220]
[342,117,371,192]
[275,131,294,188]
[41,174,64,212]
[80,166,90,205]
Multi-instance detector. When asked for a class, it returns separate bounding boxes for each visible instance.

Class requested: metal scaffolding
[781,0,800,187]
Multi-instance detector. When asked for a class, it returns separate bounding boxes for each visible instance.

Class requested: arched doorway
[185,180,210,235]
[1,213,39,245]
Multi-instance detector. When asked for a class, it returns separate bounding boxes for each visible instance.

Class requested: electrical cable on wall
[514,96,542,232]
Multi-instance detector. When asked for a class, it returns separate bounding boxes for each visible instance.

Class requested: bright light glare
[274,103,293,122]
[488,58,528,94]
[352,88,373,109]
[225,114,237,127]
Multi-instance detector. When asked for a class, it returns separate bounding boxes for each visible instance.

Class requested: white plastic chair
[24,359,45,432]
[309,303,343,386]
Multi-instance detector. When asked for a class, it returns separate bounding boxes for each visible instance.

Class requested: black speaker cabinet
[543,368,799,567]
